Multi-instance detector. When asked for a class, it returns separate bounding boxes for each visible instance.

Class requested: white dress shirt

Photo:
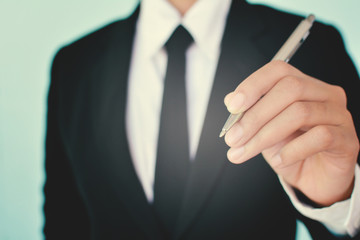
[125,0,360,236]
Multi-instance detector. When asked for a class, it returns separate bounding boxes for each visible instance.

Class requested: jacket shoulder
[53,6,139,65]
[250,2,339,37]
[247,2,345,61]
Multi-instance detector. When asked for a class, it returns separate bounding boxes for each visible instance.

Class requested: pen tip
[219,130,226,138]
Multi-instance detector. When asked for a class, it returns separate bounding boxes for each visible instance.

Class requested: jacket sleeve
[43,48,91,239]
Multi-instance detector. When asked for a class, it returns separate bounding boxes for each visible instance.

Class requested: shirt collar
[136,0,232,61]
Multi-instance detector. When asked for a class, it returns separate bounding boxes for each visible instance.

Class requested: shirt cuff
[279,164,360,237]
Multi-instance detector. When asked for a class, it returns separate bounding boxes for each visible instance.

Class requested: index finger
[225,60,303,114]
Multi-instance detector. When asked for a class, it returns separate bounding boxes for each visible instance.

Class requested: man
[44,0,360,239]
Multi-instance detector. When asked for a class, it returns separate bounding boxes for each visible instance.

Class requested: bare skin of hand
[224,60,360,207]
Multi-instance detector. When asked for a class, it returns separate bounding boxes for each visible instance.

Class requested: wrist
[295,177,354,208]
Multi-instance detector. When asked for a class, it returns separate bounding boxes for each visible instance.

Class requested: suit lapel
[175,1,269,238]
[91,6,164,239]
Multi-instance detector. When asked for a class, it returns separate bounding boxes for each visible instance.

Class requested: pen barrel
[272,15,315,62]
[222,112,244,131]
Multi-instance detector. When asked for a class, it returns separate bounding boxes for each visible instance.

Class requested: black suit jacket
[44,1,360,239]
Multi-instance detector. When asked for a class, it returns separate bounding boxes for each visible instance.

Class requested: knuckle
[354,141,360,153]
[332,85,347,106]
[345,127,360,154]
[271,60,292,74]
[330,103,352,126]
[292,102,311,124]
[280,76,304,99]
[316,126,334,148]
[348,139,360,156]
[343,109,353,122]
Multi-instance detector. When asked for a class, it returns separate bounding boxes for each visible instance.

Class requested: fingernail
[225,125,243,146]
[227,93,245,113]
[227,146,245,162]
[271,154,282,167]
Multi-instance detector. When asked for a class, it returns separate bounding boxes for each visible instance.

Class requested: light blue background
[0,1,359,239]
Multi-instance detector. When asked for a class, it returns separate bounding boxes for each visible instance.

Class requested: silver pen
[219,14,315,138]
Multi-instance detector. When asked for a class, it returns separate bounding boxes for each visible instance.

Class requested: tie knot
[165,25,193,54]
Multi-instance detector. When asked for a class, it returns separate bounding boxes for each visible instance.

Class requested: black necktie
[153,25,193,234]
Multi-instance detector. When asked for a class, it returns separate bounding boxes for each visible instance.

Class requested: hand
[224,60,359,206]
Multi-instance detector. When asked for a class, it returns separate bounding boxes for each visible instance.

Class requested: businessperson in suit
[44,0,360,239]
